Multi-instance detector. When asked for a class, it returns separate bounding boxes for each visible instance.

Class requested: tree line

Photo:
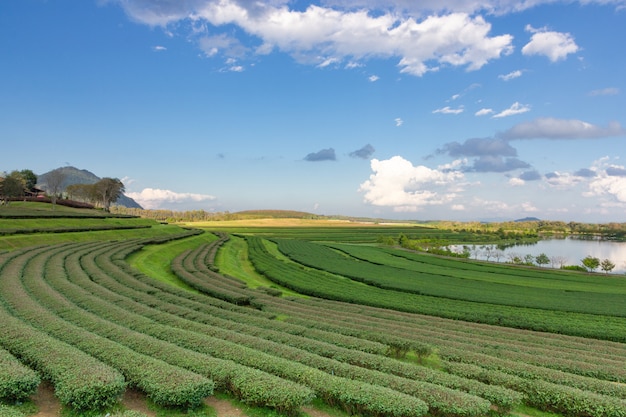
[1,168,124,212]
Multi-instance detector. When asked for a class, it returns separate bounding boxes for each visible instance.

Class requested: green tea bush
[0,348,40,401]
[0,313,126,410]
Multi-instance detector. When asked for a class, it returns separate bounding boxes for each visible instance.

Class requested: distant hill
[234,209,321,219]
[515,217,541,222]
[37,166,142,209]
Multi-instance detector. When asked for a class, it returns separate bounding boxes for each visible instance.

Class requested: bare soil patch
[26,384,333,417]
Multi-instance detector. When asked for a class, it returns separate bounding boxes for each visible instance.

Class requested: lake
[451,237,626,274]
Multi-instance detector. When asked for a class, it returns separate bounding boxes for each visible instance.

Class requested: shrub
[0,348,40,401]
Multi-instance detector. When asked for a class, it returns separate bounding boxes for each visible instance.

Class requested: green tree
[535,253,550,267]
[94,178,125,212]
[600,259,616,274]
[0,171,26,204]
[581,255,600,272]
[19,169,38,190]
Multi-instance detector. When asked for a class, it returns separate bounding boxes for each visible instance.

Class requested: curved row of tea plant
[185,232,623,416]
[275,238,626,316]
[0,247,126,410]
[106,243,396,359]
[30,241,314,415]
[185,238,531,410]
[329,243,626,291]
[246,236,626,341]
[161,240,525,414]
[273,297,626,383]
[442,361,626,417]
[0,242,215,409]
[14,239,429,417]
[266,295,626,387]
[254,294,626,417]
[0,346,40,401]
[78,241,491,417]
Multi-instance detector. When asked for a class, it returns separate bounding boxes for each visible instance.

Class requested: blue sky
[2,0,625,221]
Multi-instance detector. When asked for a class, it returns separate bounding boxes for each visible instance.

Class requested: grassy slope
[214,235,304,297]
[127,232,217,291]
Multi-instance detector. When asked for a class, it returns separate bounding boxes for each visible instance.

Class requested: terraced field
[0,208,625,417]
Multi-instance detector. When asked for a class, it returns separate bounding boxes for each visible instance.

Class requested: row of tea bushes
[0,345,40,402]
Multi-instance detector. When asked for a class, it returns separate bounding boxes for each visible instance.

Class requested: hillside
[37,166,142,209]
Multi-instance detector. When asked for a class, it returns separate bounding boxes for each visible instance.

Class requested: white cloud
[499,118,626,139]
[318,57,340,68]
[492,102,530,118]
[475,108,493,116]
[114,1,514,76]
[544,172,582,189]
[509,177,525,186]
[152,45,167,51]
[316,1,626,16]
[198,33,246,57]
[345,61,363,69]
[498,69,522,81]
[369,75,380,82]
[358,155,464,211]
[521,202,538,212]
[433,106,464,115]
[126,188,216,209]
[584,159,626,203]
[120,176,136,187]
[522,25,579,62]
[588,87,619,96]
[394,117,403,127]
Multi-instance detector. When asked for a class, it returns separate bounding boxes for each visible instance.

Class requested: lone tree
[45,168,67,209]
[581,255,600,272]
[94,178,124,212]
[535,253,550,267]
[600,259,616,274]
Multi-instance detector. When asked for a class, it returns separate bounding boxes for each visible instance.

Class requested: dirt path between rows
[27,383,242,417]
[29,384,331,417]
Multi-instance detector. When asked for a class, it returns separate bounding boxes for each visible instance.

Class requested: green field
[0,203,625,417]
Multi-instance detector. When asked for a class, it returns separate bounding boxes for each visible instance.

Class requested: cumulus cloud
[498,118,626,140]
[349,144,376,159]
[111,1,514,76]
[586,173,626,203]
[492,102,530,118]
[304,148,336,161]
[126,188,216,209]
[368,75,380,82]
[522,25,579,62]
[498,69,522,81]
[358,156,464,211]
[394,117,404,127]
[433,106,464,115]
